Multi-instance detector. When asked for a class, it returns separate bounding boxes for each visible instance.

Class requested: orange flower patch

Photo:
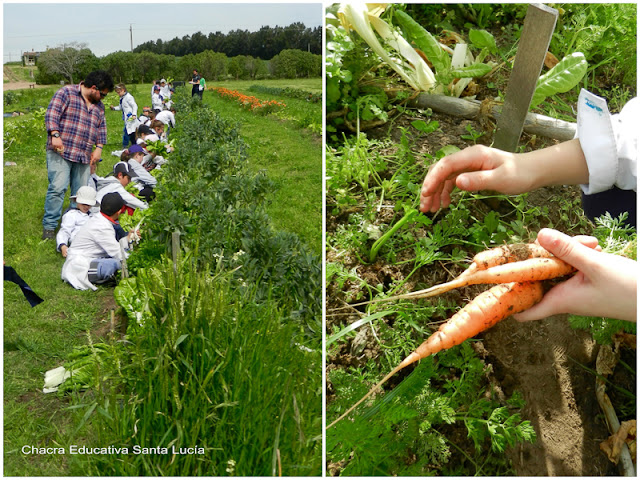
[213,87,286,114]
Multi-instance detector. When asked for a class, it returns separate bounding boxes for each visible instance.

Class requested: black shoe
[42,229,55,240]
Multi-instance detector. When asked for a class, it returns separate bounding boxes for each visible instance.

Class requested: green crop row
[248,84,322,103]
[61,92,322,476]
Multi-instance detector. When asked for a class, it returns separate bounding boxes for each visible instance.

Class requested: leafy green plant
[551,3,637,88]
[394,10,496,97]
[3,107,47,154]
[144,138,175,156]
[248,84,321,103]
[460,123,484,143]
[85,257,321,476]
[327,344,536,476]
[411,118,439,135]
[530,52,588,108]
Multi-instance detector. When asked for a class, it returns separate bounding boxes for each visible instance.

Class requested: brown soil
[482,316,616,475]
[3,81,46,91]
[327,108,632,475]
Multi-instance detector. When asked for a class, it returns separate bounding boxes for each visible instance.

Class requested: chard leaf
[450,63,493,78]
[531,52,588,108]
[393,9,450,72]
[338,4,436,92]
[369,14,436,91]
[469,29,497,53]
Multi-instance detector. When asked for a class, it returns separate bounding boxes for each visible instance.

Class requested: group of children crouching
[58,107,176,291]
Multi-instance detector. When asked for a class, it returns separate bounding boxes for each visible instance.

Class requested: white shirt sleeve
[576,89,638,195]
[128,159,157,187]
[56,210,76,250]
[116,185,149,210]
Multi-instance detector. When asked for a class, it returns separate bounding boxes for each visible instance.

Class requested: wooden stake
[493,4,559,152]
[172,231,181,271]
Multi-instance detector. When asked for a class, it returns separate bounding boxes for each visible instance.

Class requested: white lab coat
[61,213,124,291]
[56,208,92,252]
[155,110,176,128]
[112,92,140,134]
[152,92,163,111]
[576,89,638,195]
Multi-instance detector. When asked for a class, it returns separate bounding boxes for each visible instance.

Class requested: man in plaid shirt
[43,70,114,240]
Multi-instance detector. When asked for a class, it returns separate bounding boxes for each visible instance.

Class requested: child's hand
[514,229,637,323]
[419,140,589,213]
[419,145,531,212]
[128,229,141,244]
[60,245,68,257]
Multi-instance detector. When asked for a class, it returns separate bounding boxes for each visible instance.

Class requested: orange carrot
[336,256,573,308]
[406,256,574,299]
[460,243,553,278]
[327,281,544,429]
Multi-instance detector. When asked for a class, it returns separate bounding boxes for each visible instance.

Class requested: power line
[6,28,130,39]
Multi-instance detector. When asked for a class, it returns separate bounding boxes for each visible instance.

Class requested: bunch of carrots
[327,243,580,429]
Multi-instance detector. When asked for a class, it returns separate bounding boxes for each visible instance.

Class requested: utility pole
[130,24,133,53]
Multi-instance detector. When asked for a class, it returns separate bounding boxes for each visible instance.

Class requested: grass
[3,78,322,476]
[3,63,38,83]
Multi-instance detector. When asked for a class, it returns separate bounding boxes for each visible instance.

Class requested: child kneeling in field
[89,161,148,213]
[120,145,156,202]
[61,193,134,291]
[56,186,97,258]
[136,124,168,170]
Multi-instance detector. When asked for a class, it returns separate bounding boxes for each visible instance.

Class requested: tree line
[134,22,322,60]
[35,44,321,85]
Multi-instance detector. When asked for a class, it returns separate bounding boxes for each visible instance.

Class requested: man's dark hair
[84,70,114,92]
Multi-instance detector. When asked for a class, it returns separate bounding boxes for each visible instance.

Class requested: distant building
[22,50,42,66]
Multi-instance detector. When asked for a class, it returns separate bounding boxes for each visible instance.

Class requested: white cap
[71,186,98,206]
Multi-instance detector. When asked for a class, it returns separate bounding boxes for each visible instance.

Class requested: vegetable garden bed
[325,3,636,476]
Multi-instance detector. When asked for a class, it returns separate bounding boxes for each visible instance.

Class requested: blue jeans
[122,126,129,148]
[43,150,90,230]
[88,258,121,284]
[122,126,136,148]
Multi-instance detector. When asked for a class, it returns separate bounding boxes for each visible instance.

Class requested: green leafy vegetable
[145,139,175,156]
[337,3,437,92]
[531,52,588,108]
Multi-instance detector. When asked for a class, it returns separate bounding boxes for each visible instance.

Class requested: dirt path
[3,67,49,91]
[3,81,47,91]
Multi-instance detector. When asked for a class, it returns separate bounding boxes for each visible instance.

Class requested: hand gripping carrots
[327,243,578,429]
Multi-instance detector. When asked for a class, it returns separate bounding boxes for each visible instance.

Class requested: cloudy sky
[3,2,323,63]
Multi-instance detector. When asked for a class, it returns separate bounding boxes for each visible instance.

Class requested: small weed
[460,124,484,144]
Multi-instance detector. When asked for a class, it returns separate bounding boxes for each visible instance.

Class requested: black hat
[137,125,153,136]
[100,192,125,216]
[113,161,137,178]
